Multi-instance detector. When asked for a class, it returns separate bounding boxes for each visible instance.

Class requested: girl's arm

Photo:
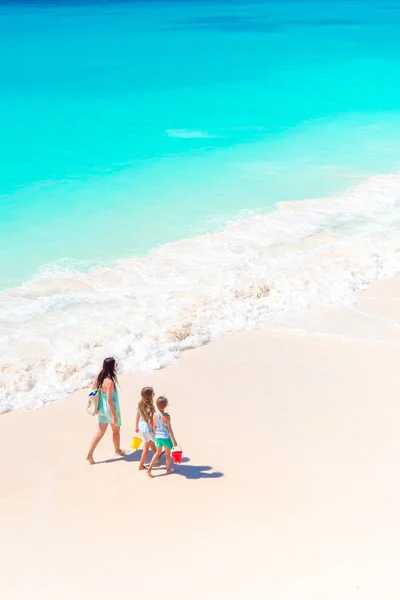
[165,415,177,447]
[152,412,157,433]
[106,380,118,424]
[135,410,140,433]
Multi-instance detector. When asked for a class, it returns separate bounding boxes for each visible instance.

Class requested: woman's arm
[165,415,177,447]
[135,410,140,433]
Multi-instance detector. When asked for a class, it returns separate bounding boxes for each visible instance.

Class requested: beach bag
[86,388,100,416]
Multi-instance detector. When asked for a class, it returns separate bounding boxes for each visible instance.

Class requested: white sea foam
[166,129,217,138]
[1,174,400,413]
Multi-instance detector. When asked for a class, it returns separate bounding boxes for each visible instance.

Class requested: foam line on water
[1,174,400,413]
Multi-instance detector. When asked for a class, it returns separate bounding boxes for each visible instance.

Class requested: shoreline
[2,172,400,415]
[1,276,400,598]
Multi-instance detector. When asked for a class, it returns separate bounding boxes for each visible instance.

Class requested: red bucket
[171,446,182,464]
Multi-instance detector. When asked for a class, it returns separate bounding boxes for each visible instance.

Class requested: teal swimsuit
[98,386,122,426]
[154,411,173,449]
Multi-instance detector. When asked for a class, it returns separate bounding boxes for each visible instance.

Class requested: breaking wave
[1,173,400,413]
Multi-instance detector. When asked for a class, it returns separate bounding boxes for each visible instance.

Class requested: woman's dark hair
[96,357,118,389]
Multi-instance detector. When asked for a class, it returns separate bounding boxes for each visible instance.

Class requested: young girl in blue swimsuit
[135,386,157,471]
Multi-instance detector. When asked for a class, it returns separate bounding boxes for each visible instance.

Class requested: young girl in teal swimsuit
[147,396,178,478]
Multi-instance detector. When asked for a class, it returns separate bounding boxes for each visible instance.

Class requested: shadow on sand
[94,452,224,479]
[92,451,141,466]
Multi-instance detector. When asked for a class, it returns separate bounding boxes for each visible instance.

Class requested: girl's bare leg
[139,442,150,470]
[147,447,162,477]
[111,424,123,455]
[86,422,108,464]
[165,448,174,473]
[149,440,163,462]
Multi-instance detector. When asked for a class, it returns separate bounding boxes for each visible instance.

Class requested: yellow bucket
[131,436,142,451]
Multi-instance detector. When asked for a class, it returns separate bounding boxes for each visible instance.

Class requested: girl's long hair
[96,357,118,390]
[138,387,155,423]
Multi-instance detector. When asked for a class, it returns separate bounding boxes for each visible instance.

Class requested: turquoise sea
[2,0,400,412]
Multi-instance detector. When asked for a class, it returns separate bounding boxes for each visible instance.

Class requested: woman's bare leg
[147,447,162,477]
[86,422,108,464]
[111,424,123,455]
[139,442,150,470]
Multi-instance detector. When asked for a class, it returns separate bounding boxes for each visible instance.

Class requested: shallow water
[1,0,400,412]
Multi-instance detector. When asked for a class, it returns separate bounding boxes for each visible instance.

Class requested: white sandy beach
[1,277,400,599]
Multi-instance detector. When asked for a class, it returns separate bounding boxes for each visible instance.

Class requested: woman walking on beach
[86,357,124,465]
